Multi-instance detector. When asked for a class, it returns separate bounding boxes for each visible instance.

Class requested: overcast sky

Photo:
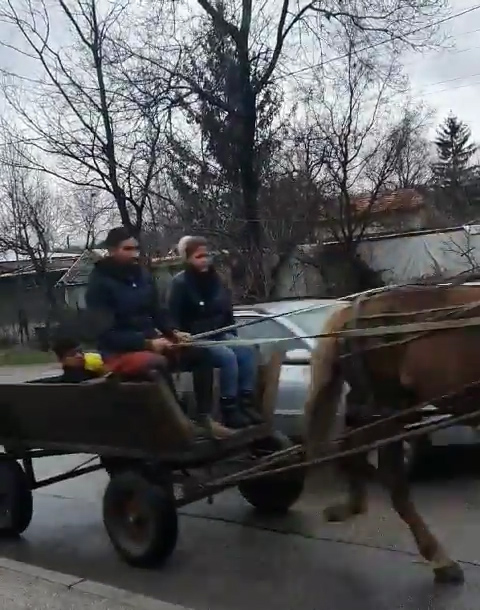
[405,0,480,138]
[1,0,480,140]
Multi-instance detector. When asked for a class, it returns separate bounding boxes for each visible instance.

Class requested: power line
[405,77,480,99]
[274,4,480,82]
[414,70,480,91]
[402,43,480,67]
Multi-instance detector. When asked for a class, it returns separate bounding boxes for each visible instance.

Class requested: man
[85,226,232,438]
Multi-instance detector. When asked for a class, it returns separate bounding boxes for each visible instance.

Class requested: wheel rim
[107,492,155,556]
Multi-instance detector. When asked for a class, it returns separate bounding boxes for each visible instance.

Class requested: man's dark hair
[103,226,135,248]
[51,336,80,359]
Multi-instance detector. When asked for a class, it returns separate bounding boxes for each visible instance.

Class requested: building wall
[0,274,65,344]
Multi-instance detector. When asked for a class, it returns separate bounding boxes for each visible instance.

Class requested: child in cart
[52,337,106,382]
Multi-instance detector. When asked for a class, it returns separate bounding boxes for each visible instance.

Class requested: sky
[1,0,480,140]
[404,0,480,138]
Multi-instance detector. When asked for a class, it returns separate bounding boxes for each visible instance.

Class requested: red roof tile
[352,188,424,214]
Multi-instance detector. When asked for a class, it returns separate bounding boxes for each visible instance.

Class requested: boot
[239,392,264,424]
[220,397,250,429]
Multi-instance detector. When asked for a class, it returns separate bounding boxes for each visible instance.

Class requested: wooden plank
[313,315,480,339]
[0,378,193,455]
[256,351,284,425]
[0,423,271,467]
[0,377,272,466]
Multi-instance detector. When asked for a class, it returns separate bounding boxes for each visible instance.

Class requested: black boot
[220,397,250,429]
[239,392,264,424]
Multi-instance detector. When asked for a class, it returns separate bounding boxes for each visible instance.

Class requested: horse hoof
[434,562,465,585]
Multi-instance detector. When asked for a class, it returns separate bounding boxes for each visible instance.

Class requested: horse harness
[338,284,480,425]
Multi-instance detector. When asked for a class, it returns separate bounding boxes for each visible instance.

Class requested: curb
[0,557,191,610]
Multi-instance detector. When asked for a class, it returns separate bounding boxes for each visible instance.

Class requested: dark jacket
[85,258,175,355]
[168,267,236,336]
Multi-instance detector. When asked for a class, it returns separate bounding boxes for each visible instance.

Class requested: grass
[0,347,57,367]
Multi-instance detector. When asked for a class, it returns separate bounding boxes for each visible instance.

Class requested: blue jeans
[207,333,257,399]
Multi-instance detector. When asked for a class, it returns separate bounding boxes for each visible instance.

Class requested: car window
[234,316,305,355]
[286,304,345,336]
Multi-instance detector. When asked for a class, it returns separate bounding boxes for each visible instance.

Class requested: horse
[304,282,480,585]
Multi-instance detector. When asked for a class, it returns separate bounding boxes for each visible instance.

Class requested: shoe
[206,417,237,440]
[239,392,264,424]
[220,397,251,429]
[194,414,235,440]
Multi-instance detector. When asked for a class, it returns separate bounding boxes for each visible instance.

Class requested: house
[56,249,185,309]
[0,252,80,342]
[316,188,443,240]
[353,188,438,234]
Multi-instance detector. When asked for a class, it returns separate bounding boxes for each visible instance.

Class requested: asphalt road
[3,365,480,610]
[0,449,477,610]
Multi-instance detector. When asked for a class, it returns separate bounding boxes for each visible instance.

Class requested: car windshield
[285,304,344,337]
[235,316,305,352]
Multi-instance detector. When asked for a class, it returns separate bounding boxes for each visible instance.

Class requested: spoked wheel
[0,461,33,537]
[238,431,304,514]
[103,471,178,568]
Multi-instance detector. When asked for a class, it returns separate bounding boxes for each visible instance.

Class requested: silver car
[234,298,480,474]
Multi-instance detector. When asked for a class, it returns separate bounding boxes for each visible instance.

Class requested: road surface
[2,365,480,609]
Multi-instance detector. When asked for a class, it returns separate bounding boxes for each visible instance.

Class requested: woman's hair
[103,226,135,248]
[177,235,207,261]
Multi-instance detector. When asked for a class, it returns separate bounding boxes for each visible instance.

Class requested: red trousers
[105,351,167,376]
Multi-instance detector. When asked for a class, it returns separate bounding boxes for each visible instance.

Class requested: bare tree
[0,0,175,233]
[298,27,425,293]
[442,229,480,276]
[130,0,446,297]
[67,189,115,250]
[387,105,434,189]
[0,145,62,307]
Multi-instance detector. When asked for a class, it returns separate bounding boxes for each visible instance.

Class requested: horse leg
[379,440,464,584]
[323,437,371,522]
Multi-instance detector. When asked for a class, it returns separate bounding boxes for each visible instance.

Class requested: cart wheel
[0,461,33,537]
[238,432,304,514]
[103,471,178,568]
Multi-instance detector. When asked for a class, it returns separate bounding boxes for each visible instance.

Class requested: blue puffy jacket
[85,258,174,355]
[168,267,236,337]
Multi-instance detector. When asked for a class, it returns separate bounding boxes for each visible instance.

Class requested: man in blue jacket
[85,227,232,438]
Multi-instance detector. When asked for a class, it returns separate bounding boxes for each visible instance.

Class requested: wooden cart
[0,354,304,567]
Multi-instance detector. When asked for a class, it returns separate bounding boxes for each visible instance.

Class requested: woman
[85,226,232,438]
[168,236,262,429]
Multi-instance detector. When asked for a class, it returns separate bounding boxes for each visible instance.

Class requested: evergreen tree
[433,114,477,188]
[166,6,283,297]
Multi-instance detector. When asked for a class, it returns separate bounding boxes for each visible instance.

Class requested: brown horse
[305,283,480,585]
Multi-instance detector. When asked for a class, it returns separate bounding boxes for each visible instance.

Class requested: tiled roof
[352,188,424,214]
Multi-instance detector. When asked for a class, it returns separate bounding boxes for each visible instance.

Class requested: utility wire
[273,4,480,82]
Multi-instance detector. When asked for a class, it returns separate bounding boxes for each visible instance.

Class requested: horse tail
[304,305,351,460]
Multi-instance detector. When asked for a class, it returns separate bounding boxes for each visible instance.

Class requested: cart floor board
[0,423,272,467]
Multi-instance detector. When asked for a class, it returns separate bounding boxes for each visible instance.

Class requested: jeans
[207,333,257,399]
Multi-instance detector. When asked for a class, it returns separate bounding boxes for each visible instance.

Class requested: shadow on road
[417,446,480,481]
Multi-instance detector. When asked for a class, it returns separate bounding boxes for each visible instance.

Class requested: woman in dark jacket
[168,236,262,428]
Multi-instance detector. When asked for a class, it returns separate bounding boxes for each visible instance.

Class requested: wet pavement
[0,452,476,610]
[3,365,480,609]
